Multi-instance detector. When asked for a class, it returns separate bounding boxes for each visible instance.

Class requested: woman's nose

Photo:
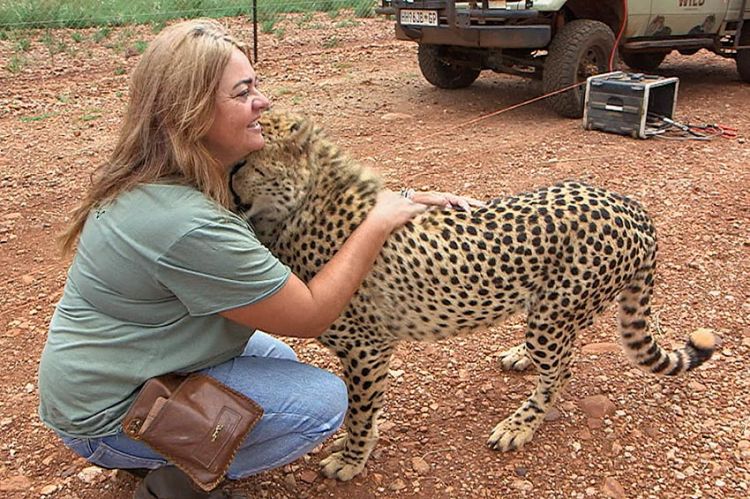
[254,90,271,111]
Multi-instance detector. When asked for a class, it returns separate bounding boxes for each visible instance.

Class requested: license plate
[400,9,438,27]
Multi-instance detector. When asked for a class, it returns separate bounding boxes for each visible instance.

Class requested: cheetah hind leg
[499,343,533,372]
[489,307,575,451]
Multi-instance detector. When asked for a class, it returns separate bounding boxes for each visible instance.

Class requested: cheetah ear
[284,115,315,152]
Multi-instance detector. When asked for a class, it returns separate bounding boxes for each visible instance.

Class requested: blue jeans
[59,332,347,479]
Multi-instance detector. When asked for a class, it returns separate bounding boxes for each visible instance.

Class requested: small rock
[688,381,707,392]
[40,484,58,495]
[544,407,562,421]
[601,476,626,498]
[511,479,533,491]
[77,466,103,483]
[283,473,296,488]
[60,464,78,478]
[412,456,430,474]
[388,369,404,379]
[514,466,528,477]
[20,274,34,285]
[579,395,616,419]
[299,470,318,484]
[389,478,407,491]
[0,475,32,492]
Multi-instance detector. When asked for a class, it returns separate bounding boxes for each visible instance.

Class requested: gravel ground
[1,12,749,499]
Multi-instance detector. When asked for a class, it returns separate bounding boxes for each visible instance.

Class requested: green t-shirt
[38,184,291,437]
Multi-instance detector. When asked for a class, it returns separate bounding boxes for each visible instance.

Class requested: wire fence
[0,1,380,30]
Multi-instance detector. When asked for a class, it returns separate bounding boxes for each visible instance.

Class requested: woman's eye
[235,89,250,98]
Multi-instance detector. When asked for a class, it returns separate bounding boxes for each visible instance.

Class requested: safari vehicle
[375,1,750,118]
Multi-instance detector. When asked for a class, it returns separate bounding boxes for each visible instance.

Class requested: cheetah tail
[617,263,716,376]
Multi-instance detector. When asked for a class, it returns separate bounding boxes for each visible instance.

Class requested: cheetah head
[230,110,318,244]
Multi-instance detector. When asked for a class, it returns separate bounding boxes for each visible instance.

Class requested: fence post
[252,0,258,63]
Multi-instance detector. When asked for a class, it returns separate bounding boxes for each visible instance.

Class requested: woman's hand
[410,191,486,212]
[367,190,429,232]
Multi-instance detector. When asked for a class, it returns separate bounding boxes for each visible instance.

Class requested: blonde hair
[59,18,251,255]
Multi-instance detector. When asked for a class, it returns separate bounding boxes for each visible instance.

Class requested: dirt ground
[1,12,749,499]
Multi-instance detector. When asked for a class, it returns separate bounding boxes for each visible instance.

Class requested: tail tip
[689,328,717,352]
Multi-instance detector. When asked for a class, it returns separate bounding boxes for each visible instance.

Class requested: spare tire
[418,44,481,89]
[543,20,615,119]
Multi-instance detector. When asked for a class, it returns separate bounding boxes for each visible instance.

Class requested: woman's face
[203,49,270,169]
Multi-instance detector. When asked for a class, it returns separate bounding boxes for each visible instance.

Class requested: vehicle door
[644,0,731,37]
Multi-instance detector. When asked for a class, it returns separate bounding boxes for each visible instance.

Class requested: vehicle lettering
[679,0,705,7]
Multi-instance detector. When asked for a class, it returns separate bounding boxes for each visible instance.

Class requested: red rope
[609,0,629,71]
[415,80,585,143]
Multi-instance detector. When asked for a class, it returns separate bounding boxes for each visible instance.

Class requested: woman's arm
[220,190,426,338]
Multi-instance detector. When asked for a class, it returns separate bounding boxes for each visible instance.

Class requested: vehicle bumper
[394,24,551,48]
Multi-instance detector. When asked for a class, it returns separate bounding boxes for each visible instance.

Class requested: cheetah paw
[499,344,532,371]
[327,434,347,452]
[487,419,536,451]
[319,451,365,481]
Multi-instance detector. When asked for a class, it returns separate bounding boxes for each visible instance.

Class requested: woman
[38,19,475,498]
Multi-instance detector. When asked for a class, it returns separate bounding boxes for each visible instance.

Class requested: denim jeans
[60,332,347,479]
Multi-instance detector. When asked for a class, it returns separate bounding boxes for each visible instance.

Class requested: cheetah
[230,111,716,481]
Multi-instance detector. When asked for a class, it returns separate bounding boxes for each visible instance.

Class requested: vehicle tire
[621,51,668,71]
[737,27,750,83]
[418,44,480,89]
[543,19,615,119]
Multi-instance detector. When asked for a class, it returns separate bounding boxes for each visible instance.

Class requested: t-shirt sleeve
[155,220,291,316]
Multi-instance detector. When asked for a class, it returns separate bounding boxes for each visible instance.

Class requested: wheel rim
[577,46,607,83]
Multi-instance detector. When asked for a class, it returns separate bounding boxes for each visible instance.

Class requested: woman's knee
[307,369,348,431]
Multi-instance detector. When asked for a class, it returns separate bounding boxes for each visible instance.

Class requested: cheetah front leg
[488,306,577,451]
[319,341,394,481]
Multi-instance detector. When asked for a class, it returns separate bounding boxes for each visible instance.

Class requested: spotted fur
[230,111,716,481]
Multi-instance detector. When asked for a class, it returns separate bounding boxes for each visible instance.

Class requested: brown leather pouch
[122,373,263,491]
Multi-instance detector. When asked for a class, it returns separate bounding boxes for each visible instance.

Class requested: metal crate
[583,71,679,139]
